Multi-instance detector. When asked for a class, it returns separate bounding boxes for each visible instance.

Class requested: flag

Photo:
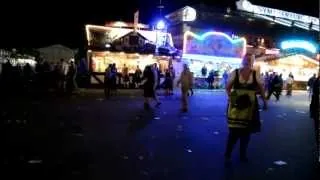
[134,11,139,31]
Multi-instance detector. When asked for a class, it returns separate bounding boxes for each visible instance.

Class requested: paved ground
[3,90,319,180]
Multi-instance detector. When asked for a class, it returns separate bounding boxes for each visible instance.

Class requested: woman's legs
[225,128,251,161]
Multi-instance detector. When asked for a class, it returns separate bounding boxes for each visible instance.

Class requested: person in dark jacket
[141,65,161,109]
[309,73,319,164]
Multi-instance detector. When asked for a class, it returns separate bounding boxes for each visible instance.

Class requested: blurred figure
[169,65,175,94]
[134,65,142,88]
[308,74,316,100]
[177,64,193,112]
[267,72,281,101]
[66,61,77,95]
[141,65,161,110]
[104,64,112,98]
[188,71,194,96]
[207,70,215,89]
[122,64,129,88]
[153,63,161,89]
[225,54,267,164]
[286,74,294,96]
[58,58,69,94]
[222,70,229,89]
[111,63,117,95]
[152,64,161,105]
[164,68,173,96]
[201,64,207,77]
[22,63,34,93]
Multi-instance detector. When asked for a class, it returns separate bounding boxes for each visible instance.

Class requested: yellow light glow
[112,21,128,27]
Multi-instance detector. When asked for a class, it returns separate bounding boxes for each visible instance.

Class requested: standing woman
[225,54,267,163]
[141,65,161,109]
[164,69,173,96]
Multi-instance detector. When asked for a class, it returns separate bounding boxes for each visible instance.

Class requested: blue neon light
[280,40,317,54]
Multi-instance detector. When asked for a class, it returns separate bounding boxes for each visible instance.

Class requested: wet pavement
[3,90,319,180]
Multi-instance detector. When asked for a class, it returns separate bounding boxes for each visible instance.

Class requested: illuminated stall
[182,30,246,77]
[85,22,177,85]
[255,54,318,81]
[254,39,319,89]
[89,51,170,84]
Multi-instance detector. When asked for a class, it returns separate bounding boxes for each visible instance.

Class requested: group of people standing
[0,58,78,97]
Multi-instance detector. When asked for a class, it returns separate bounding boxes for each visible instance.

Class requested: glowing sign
[236,0,319,25]
[280,40,317,54]
[182,6,197,22]
[183,31,247,58]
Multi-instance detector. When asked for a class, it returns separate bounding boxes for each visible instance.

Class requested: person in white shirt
[59,58,69,93]
[286,75,294,96]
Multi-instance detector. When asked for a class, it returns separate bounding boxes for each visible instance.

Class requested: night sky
[0,0,317,48]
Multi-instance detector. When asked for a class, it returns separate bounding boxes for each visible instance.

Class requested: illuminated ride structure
[165,1,318,83]
[85,22,178,86]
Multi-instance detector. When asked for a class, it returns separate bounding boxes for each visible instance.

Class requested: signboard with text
[236,0,319,25]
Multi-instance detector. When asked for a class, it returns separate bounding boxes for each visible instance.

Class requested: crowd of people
[0,58,78,98]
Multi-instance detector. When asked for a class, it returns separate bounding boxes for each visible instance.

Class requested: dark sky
[0,0,317,48]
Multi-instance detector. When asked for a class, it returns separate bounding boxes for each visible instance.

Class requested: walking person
[134,65,142,88]
[188,71,194,96]
[225,54,267,164]
[152,64,161,106]
[286,74,294,96]
[66,61,77,95]
[104,64,112,98]
[164,69,173,96]
[308,74,317,100]
[267,73,281,101]
[141,65,161,110]
[177,64,193,112]
[110,63,118,96]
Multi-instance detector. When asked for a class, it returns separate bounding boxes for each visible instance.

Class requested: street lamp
[156,20,166,30]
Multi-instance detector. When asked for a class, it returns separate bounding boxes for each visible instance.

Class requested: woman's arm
[255,71,268,108]
[226,71,236,97]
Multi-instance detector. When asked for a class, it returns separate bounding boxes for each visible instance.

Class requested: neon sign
[236,0,319,25]
[183,31,247,58]
[280,40,318,54]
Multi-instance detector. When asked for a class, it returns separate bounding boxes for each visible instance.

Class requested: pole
[317,0,320,165]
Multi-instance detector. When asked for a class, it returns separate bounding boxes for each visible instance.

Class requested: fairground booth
[254,39,319,89]
[85,21,178,87]
[165,0,318,88]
